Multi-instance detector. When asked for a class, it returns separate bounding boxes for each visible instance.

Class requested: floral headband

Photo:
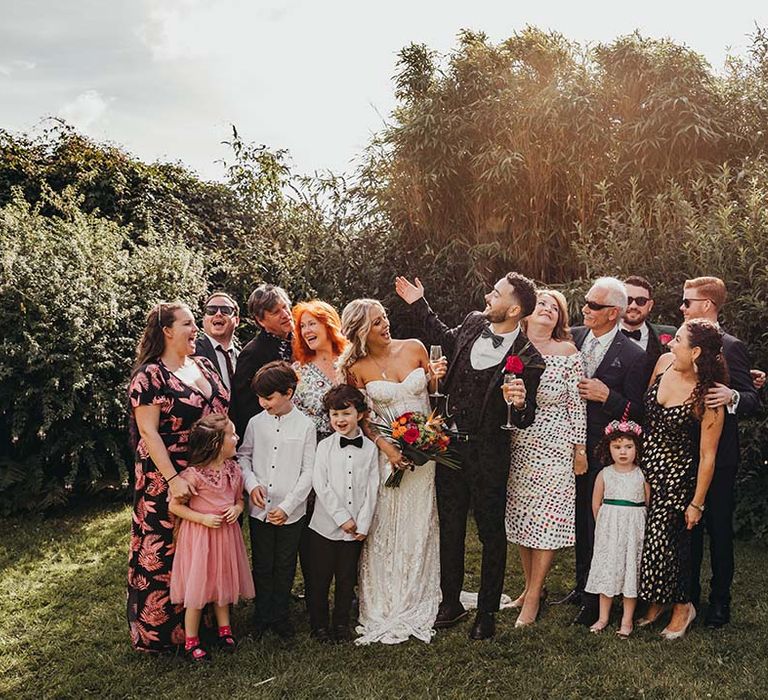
[604,420,642,437]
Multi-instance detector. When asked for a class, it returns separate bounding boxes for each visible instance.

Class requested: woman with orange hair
[291,300,348,603]
[291,300,348,440]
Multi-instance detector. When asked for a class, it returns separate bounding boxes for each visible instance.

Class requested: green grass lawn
[1,504,767,699]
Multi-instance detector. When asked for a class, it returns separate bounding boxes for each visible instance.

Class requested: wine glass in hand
[501,373,517,430]
[429,345,445,397]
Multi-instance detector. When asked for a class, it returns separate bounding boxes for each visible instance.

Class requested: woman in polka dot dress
[637,320,725,640]
[506,290,588,627]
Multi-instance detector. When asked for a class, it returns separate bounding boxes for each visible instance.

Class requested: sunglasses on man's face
[627,296,650,307]
[681,298,711,309]
[584,299,615,311]
[204,305,236,317]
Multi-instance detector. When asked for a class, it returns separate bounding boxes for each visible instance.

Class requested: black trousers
[690,463,737,606]
[306,529,362,630]
[297,491,316,600]
[575,468,601,609]
[249,516,304,625]
[436,440,508,614]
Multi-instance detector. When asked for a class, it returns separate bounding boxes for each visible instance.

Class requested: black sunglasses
[584,298,615,311]
[627,296,650,307]
[204,305,236,316]
[681,297,712,308]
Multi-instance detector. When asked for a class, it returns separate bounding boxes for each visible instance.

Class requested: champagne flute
[501,373,517,430]
[429,345,444,398]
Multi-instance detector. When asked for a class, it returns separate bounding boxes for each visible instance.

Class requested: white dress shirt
[238,406,316,524]
[204,332,238,390]
[582,324,620,377]
[470,324,521,370]
[620,322,649,351]
[309,431,379,541]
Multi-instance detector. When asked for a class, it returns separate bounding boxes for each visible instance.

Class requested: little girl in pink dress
[169,414,254,662]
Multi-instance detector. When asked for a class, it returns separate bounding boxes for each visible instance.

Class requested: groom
[396,273,544,639]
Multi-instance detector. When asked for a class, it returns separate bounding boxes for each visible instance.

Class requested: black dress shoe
[310,627,332,643]
[434,602,469,629]
[571,605,599,627]
[704,602,731,628]
[469,612,495,640]
[551,589,581,606]
[332,625,353,642]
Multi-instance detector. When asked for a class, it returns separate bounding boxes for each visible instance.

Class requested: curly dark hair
[687,319,729,418]
[505,272,537,317]
[595,428,643,466]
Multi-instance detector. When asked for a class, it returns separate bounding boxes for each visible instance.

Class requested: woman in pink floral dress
[128,302,229,653]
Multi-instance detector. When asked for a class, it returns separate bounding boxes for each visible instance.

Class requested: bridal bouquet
[374,410,461,488]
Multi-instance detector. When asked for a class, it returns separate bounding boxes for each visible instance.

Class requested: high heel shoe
[660,604,696,640]
[514,595,546,628]
[636,604,668,628]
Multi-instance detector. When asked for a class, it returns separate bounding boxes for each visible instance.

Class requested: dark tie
[340,435,363,449]
[215,345,235,385]
[621,328,642,341]
[481,326,504,349]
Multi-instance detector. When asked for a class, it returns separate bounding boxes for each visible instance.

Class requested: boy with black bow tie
[307,385,379,642]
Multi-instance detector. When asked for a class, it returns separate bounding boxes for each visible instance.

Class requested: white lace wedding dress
[355,367,441,645]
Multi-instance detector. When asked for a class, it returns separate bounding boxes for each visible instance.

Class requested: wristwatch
[690,502,705,513]
[575,448,586,457]
[729,390,738,407]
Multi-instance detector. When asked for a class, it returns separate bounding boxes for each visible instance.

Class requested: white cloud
[0,59,37,76]
[58,90,110,133]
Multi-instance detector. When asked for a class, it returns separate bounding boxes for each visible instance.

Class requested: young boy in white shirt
[307,384,379,642]
[238,361,316,639]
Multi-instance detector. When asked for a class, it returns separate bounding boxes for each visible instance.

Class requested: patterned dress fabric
[292,361,335,440]
[585,466,647,597]
[638,376,700,604]
[170,459,255,609]
[355,368,441,645]
[505,354,587,549]
[127,358,229,653]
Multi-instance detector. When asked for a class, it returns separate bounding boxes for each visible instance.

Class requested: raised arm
[395,275,462,355]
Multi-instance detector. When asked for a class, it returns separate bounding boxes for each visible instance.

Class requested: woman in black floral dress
[128,302,229,653]
[638,320,725,639]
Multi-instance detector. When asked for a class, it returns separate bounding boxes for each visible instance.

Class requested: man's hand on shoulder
[395,276,425,305]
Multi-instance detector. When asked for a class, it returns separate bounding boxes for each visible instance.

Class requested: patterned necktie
[340,435,363,449]
[582,336,602,378]
[481,326,504,349]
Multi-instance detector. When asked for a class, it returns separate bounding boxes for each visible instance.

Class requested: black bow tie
[340,435,363,449]
[481,326,504,349]
[621,328,642,341]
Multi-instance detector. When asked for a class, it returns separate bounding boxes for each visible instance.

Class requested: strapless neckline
[365,366,425,388]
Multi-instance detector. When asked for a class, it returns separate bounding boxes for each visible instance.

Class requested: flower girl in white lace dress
[585,420,650,637]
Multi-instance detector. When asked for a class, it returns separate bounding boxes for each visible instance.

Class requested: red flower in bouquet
[659,333,673,346]
[505,354,524,374]
[402,427,420,444]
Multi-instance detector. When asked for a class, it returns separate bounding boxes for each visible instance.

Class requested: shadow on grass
[1,505,767,698]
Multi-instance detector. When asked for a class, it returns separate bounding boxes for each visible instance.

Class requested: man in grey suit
[195,291,240,392]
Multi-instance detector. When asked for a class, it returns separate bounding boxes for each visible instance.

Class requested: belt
[603,498,645,507]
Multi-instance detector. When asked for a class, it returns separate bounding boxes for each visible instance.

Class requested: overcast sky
[2,0,767,181]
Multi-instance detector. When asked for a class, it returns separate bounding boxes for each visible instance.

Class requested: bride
[339,298,445,645]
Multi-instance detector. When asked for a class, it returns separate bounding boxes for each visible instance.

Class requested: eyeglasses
[682,298,712,308]
[204,305,236,316]
[584,299,615,311]
[626,296,650,307]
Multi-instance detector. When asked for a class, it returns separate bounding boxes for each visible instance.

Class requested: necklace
[369,352,391,380]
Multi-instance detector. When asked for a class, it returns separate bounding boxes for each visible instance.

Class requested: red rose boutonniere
[505,354,525,375]
[659,333,673,346]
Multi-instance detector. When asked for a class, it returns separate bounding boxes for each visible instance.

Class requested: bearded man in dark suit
[564,277,649,626]
[621,276,677,368]
[681,276,761,628]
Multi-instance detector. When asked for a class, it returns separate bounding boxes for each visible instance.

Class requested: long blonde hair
[338,298,385,380]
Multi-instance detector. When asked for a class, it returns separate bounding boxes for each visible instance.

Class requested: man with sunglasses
[681,276,761,628]
[195,291,240,391]
[621,276,677,369]
[561,277,648,626]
